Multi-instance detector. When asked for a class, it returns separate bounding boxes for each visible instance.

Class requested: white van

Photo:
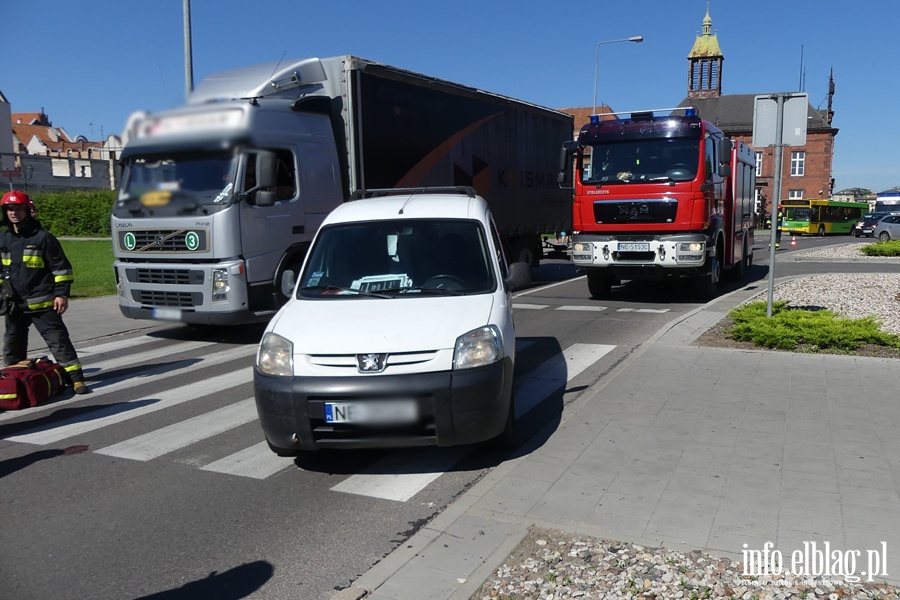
[253,188,530,453]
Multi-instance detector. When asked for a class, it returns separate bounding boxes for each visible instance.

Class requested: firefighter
[775,205,784,248]
[0,190,88,394]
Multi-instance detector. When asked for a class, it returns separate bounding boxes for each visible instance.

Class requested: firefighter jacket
[0,217,74,312]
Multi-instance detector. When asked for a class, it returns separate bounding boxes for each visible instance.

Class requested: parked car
[854,212,892,237]
[873,214,900,242]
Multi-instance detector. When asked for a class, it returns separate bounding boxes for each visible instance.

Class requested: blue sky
[4,0,899,193]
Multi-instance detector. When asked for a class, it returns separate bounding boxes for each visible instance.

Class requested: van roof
[323,192,490,225]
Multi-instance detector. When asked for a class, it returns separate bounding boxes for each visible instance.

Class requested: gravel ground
[473,526,900,599]
[471,243,900,600]
[771,242,900,335]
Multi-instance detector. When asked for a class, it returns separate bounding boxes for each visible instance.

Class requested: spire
[687,3,724,99]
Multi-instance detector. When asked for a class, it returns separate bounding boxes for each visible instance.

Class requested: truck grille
[127,268,204,286]
[133,290,201,307]
[117,229,209,253]
[593,200,679,224]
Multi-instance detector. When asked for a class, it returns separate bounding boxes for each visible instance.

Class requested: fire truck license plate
[618,242,650,252]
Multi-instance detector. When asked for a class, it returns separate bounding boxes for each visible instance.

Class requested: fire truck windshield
[116,151,237,217]
[583,138,701,185]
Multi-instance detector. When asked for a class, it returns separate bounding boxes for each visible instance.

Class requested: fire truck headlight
[678,242,704,252]
[212,268,230,302]
[572,242,591,253]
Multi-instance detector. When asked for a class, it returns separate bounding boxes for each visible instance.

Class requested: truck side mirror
[557,141,577,188]
[255,150,279,207]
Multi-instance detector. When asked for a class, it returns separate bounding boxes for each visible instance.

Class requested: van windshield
[298,219,496,298]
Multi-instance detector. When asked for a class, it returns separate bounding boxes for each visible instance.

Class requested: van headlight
[257,332,293,376]
[453,325,502,370]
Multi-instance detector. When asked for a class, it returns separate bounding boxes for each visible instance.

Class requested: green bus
[780,199,869,236]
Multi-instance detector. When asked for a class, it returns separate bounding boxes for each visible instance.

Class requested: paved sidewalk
[334,282,900,599]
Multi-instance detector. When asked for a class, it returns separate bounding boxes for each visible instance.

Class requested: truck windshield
[583,139,701,184]
[298,219,495,298]
[117,151,237,216]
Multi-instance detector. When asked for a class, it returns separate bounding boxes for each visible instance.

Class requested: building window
[788,189,804,200]
[755,152,762,177]
[790,151,805,176]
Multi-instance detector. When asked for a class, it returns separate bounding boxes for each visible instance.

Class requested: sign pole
[766,95,786,318]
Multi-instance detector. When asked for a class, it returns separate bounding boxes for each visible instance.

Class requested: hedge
[27,190,116,237]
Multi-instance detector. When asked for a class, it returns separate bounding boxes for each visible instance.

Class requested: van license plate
[325,400,418,424]
[618,242,650,252]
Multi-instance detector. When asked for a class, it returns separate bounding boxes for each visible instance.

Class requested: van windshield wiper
[298,285,392,299]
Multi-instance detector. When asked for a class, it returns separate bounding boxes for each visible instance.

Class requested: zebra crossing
[513,302,671,314]
[0,332,618,501]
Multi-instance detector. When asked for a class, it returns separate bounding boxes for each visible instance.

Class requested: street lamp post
[593,36,643,115]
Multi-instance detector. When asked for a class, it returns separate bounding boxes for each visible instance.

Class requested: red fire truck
[559,107,756,298]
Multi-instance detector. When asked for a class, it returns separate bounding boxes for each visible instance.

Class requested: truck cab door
[239,149,303,286]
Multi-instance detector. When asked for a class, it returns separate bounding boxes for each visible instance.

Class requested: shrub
[726,300,900,351]
[861,240,900,256]
[29,190,115,237]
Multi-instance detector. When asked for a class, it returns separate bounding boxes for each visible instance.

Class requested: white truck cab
[253,187,530,453]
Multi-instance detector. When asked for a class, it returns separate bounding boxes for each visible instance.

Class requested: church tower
[687,6,723,99]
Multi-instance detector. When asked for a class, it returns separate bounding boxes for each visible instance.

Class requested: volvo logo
[357,353,387,373]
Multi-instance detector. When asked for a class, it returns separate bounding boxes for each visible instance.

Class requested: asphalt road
[1,234,890,600]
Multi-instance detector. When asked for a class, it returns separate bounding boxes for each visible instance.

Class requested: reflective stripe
[63,363,82,373]
[54,274,74,283]
[22,255,45,268]
[27,300,54,310]
[1,258,9,265]
[0,393,18,400]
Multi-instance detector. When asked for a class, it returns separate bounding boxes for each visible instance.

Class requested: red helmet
[1,190,36,216]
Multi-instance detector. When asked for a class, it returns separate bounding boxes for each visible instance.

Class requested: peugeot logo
[357,353,387,373]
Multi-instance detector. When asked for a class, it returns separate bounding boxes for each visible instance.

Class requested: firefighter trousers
[3,308,84,384]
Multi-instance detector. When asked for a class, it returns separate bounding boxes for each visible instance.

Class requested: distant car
[854,212,892,237]
[873,214,900,242]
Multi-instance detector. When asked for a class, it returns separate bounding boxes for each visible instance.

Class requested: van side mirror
[281,269,296,297]
[504,261,531,292]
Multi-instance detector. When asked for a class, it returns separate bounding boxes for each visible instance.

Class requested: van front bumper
[253,358,513,452]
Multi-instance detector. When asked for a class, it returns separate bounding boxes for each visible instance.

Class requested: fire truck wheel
[697,246,721,298]
[587,269,613,299]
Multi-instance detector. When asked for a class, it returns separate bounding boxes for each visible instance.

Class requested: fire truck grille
[593,200,679,224]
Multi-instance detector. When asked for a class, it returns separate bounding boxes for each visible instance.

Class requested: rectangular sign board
[752,93,808,147]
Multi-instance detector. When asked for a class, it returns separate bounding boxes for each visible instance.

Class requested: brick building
[676,8,838,220]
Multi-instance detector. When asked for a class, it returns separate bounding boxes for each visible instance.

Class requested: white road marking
[0,345,256,423]
[617,307,670,313]
[4,369,252,445]
[330,447,472,502]
[514,343,616,418]
[513,303,548,310]
[95,398,258,461]
[200,441,294,480]
[555,305,607,312]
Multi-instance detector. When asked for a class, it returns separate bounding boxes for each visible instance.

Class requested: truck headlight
[257,332,293,376]
[572,242,592,253]
[453,325,503,370]
[678,242,704,252]
[212,268,229,302]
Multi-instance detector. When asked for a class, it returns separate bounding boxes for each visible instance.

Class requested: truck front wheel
[586,268,613,299]
[697,244,722,298]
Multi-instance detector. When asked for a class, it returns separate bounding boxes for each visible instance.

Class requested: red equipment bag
[0,357,68,410]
